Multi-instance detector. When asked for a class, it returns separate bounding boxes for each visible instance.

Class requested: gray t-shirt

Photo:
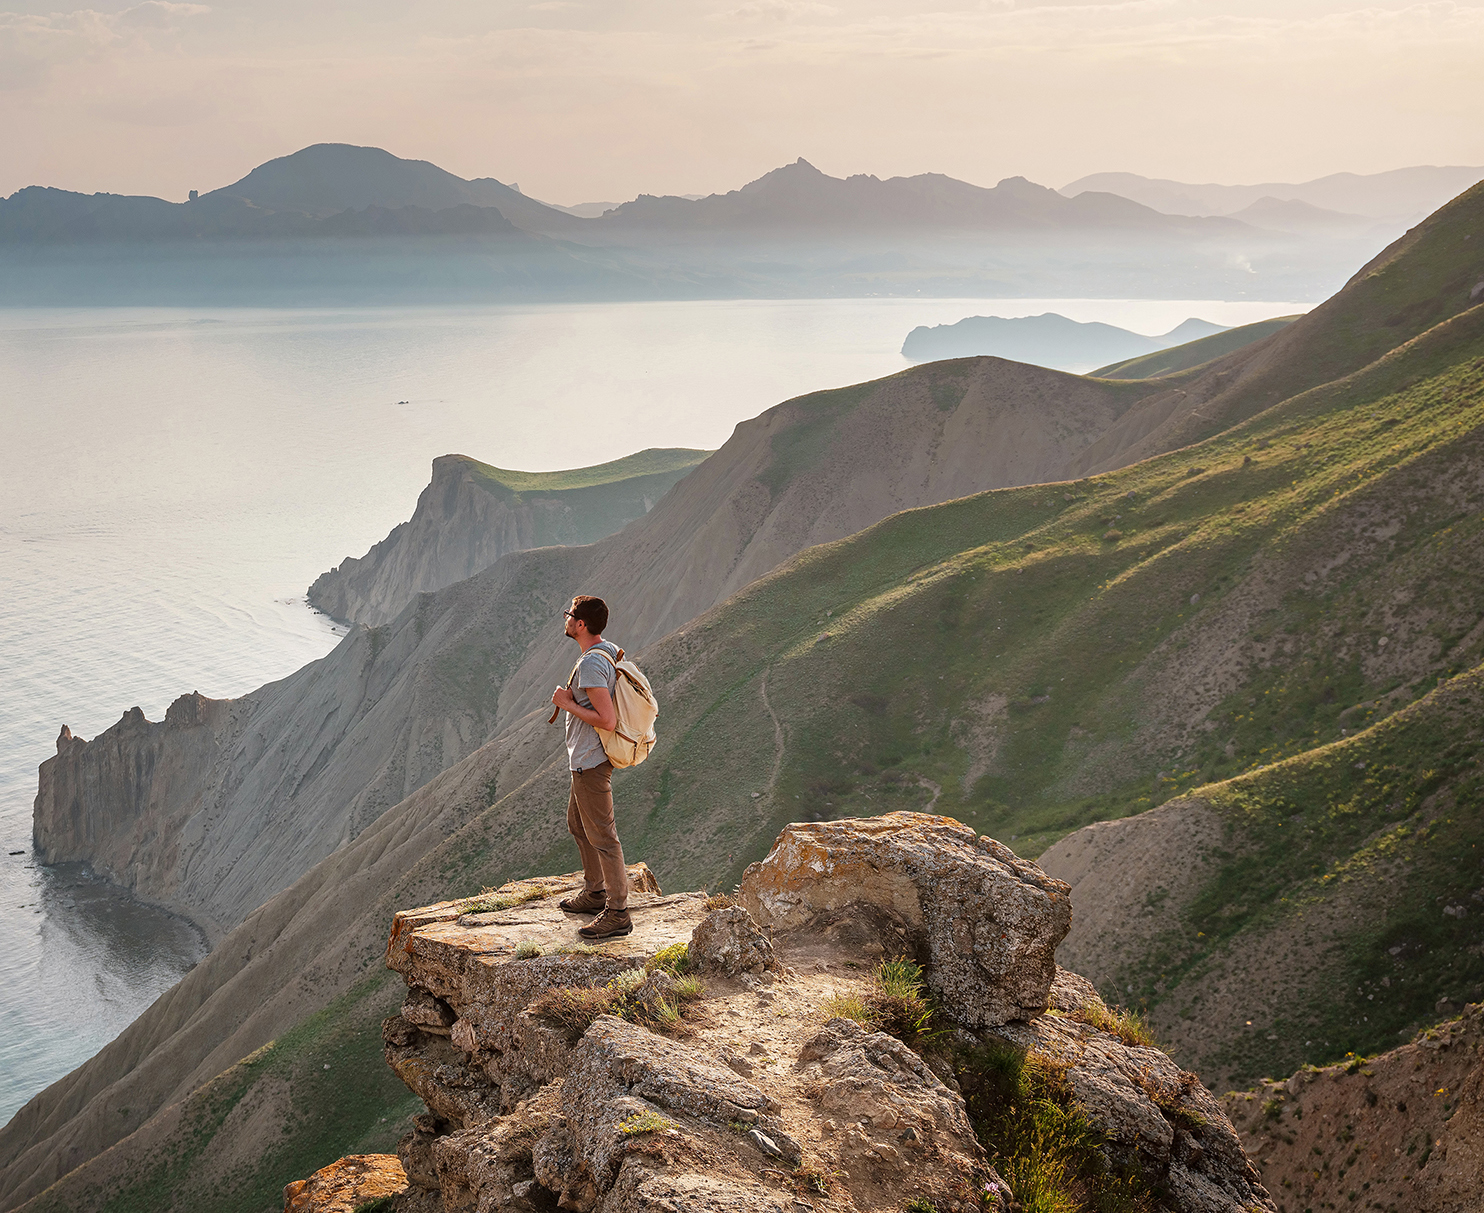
[565,640,620,771]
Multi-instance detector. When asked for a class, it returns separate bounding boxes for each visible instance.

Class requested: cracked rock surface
[287,814,1271,1213]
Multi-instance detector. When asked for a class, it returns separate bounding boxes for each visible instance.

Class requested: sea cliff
[308,449,709,626]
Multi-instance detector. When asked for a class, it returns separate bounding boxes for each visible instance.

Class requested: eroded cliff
[308,449,710,627]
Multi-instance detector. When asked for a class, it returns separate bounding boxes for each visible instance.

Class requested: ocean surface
[0,295,1308,1125]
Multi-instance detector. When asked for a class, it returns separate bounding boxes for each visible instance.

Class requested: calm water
[0,295,1308,1124]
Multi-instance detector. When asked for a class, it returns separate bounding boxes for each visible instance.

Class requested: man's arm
[550,684,618,732]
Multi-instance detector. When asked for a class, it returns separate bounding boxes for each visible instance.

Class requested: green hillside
[464,446,711,495]
[605,303,1484,876]
[1090,315,1298,379]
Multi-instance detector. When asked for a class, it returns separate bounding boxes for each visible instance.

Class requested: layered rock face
[32,694,232,896]
[321,814,1272,1213]
[308,451,709,627]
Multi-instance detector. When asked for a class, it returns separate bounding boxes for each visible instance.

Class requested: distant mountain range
[2,144,1470,303]
[1060,166,1484,222]
[2,144,1250,245]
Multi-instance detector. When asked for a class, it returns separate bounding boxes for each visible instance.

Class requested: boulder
[739,812,1071,1025]
[797,1016,984,1147]
[281,1154,407,1213]
[688,905,776,976]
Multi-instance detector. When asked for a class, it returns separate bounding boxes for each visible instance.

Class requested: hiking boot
[578,908,633,939]
[559,889,606,915]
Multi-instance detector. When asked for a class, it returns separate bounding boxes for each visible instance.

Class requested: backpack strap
[549,646,621,724]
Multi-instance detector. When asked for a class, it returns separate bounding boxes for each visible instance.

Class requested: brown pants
[568,762,628,911]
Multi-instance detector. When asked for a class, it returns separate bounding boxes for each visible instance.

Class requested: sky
[1,0,1482,204]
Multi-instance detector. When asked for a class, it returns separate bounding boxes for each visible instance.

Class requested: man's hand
[551,684,617,732]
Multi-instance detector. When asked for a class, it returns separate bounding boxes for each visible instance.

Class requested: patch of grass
[704,892,737,910]
[514,940,545,959]
[527,986,624,1037]
[903,1199,941,1213]
[870,957,937,1039]
[820,991,874,1026]
[673,975,706,1002]
[353,1198,398,1213]
[1074,1002,1156,1048]
[793,1164,835,1196]
[646,941,691,974]
[955,1041,1158,1213]
[820,959,936,1039]
[462,883,553,915]
[616,1108,678,1135]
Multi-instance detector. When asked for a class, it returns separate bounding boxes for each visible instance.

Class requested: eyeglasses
[563,610,576,619]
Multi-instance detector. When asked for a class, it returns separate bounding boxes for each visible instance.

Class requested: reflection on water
[0,856,206,1125]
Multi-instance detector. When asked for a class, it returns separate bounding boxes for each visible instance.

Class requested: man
[550,594,632,939]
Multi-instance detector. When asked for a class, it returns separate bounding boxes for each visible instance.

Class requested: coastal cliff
[33,693,233,900]
[308,449,710,626]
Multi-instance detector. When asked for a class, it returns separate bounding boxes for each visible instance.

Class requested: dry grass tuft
[1074,1001,1157,1048]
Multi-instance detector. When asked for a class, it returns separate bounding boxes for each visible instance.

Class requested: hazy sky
[2,0,1481,203]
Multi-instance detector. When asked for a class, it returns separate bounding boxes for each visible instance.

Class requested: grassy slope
[464,447,711,494]
[23,975,418,1213]
[603,305,1484,887]
[1090,316,1298,379]
[1147,662,1484,1088]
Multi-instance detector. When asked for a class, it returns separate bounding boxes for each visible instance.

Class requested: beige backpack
[580,646,660,768]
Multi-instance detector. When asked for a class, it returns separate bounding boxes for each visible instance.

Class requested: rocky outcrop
[740,814,1072,1026]
[341,814,1270,1213]
[1223,1003,1484,1213]
[308,451,709,627]
[283,1154,408,1212]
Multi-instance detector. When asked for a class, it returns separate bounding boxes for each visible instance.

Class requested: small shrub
[673,975,706,1002]
[820,992,874,1026]
[528,985,622,1036]
[352,1199,397,1213]
[609,968,645,994]
[903,1200,940,1213]
[514,940,544,959]
[1075,1001,1157,1048]
[616,1109,676,1135]
[647,942,691,975]
[956,1041,1157,1213]
[704,892,737,910]
[871,958,935,1037]
[794,1165,833,1196]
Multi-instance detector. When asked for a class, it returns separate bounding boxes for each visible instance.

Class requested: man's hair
[570,595,608,635]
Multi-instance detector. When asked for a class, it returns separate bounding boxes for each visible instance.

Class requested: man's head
[564,595,608,640]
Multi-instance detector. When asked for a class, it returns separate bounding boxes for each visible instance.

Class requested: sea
[0,295,1309,1126]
